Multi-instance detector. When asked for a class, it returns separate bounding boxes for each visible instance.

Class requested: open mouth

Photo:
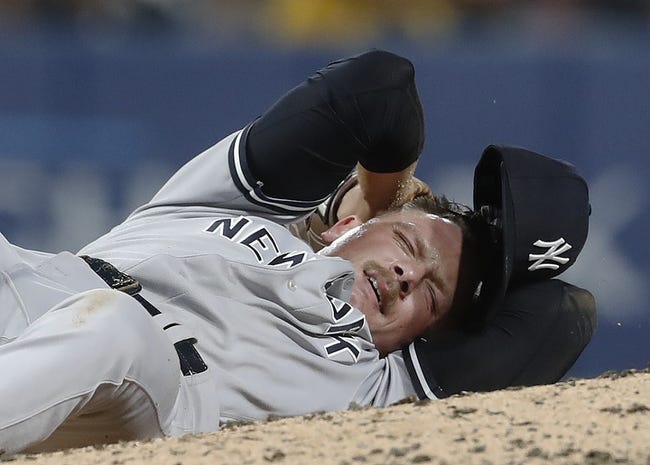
[368,276,381,306]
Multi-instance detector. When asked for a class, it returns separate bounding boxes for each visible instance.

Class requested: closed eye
[393,225,439,316]
[426,282,438,316]
[393,226,415,255]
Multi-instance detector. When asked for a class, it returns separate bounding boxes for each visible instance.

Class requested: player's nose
[390,260,428,296]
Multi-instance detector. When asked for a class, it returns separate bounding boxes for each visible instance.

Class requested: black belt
[80,255,207,376]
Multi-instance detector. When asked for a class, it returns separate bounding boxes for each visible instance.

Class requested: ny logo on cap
[528,238,572,271]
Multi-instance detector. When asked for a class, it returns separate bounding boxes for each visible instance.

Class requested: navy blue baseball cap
[472,145,591,320]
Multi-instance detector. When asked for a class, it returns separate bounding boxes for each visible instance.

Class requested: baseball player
[0,50,595,455]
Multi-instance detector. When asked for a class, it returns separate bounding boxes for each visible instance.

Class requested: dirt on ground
[7,368,650,465]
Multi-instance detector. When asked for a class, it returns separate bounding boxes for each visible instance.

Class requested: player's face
[319,210,463,356]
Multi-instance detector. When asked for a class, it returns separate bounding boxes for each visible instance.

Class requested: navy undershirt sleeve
[245,49,425,201]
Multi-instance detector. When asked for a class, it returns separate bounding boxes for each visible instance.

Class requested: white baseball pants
[0,289,183,455]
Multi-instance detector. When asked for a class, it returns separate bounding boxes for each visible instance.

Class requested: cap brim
[473,147,514,320]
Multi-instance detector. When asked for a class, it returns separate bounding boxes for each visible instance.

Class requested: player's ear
[320,215,362,245]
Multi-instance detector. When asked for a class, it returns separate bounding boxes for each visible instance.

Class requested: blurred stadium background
[1,0,648,379]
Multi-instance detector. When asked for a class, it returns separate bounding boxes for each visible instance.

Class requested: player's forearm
[337,162,420,222]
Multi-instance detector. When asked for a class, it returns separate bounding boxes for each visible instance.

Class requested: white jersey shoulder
[136,125,327,225]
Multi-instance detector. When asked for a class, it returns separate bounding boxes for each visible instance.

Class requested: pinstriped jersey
[79,125,420,425]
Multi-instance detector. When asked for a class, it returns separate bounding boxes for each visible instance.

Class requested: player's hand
[289,163,433,251]
[337,164,432,222]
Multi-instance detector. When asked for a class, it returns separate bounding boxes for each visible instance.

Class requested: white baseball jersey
[0,49,427,454]
[0,128,415,453]
[79,125,416,424]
